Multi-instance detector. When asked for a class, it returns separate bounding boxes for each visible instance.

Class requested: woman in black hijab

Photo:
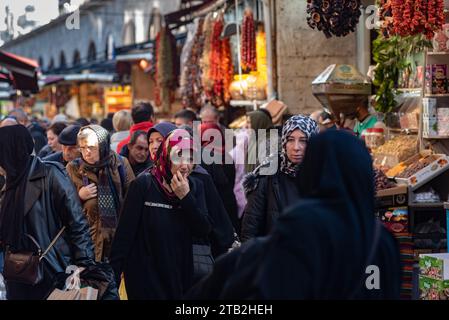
[0,125,34,248]
[187,130,401,299]
[0,125,95,300]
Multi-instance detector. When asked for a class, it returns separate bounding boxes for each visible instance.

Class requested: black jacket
[191,166,235,258]
[201,154,239,235]
[37,145,53,159]
[28,122,47,154]
[6,157,95,300]
[110,173,211,300]
[43,151,66,167]
[241,170,299,242]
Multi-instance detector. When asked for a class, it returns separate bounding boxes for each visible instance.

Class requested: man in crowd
[200,105,220,125]
[8,108,47,153]
[117,102,155,153]
[44,125,82,166]
[174,109,197,128]
[121,130,152,176]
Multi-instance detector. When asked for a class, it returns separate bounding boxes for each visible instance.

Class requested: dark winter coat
[109,173,211,300]
[191,166,235,257]
[240,166,299,242]
[6,157,95,300]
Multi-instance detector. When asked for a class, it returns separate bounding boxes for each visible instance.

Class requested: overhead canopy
[0,50,39,93]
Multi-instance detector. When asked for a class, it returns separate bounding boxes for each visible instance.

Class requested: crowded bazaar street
[0,0,449,310]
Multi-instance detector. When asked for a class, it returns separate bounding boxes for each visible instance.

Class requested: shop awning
[165,0,218,29]
[0,50,39,93]
[0,72,11,83]
[115,52,153,62]
[41,73,115,85]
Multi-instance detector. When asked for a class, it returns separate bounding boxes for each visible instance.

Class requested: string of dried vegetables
[241,8,256,72]
[306,0,361,38]
[201,13,214,98]
[181,18,205,110]
[207,13,233,107]
[381,0,445,39]
[154,27,178,112]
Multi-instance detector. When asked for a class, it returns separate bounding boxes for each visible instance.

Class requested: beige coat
[66,154,135,262]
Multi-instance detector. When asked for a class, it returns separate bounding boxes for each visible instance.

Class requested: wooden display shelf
[229,100,267,106]
[409,202,445,208]
[423,136,449,139]
[424,94,449,98]
[427,51,449,56]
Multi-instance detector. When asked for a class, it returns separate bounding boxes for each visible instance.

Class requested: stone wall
[275,0,357,115]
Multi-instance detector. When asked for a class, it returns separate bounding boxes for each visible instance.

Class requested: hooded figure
[241,115,319,242]
[199,123,239,234]
[66,125,135,262]
[187,130,401,300]
[0,125,95,300]
[147,122,178,166]
[0,125,34,248]
[110,129,211,299]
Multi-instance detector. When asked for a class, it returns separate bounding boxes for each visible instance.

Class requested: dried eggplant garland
[154,27,177,112]
[306,0,362,38]
[181,18,205,110]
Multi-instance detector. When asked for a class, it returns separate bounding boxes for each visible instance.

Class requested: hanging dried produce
[201,13,215,99]
[181,18,205,110]
[383,0,445,39]
[241,8,256,72]
[209,16,223,99]
[154,27,178,112]
[306,0,361,38]
[207,13,233,107]
[221,37,233,104]
[379,0,394,37]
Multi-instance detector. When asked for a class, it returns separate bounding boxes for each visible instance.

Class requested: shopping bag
[119,273,128,300]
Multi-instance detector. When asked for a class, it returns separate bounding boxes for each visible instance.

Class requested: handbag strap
[24,234,42,254]
[39,226,66,261]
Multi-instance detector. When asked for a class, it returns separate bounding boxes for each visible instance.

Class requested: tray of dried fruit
[387,151,449,191]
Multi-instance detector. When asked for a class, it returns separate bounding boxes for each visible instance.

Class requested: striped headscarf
[280,115,319,177]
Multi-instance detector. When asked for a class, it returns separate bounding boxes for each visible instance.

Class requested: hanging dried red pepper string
[241,8,256,72]
[383,0,445,39]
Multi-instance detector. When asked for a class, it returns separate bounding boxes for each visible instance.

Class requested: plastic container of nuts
[364,128,385,150]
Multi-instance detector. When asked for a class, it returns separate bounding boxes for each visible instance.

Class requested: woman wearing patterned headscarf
[66,125,135,262]
[241,115,319,242]
[110,129,211,299]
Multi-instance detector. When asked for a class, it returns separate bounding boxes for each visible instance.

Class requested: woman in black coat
[110,129,211,299]
[198,123,239,235]
[187,130,401,300]
[241,115,319,242]
[0,125,95,300]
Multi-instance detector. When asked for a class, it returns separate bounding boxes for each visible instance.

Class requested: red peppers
[382,0,445,39]
[241,8,256,72]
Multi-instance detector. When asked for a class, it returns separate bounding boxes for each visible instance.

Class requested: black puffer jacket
[240,159,299,242]
[6,157,95,300]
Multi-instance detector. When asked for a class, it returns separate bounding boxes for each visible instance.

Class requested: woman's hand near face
[170,171,190,200]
